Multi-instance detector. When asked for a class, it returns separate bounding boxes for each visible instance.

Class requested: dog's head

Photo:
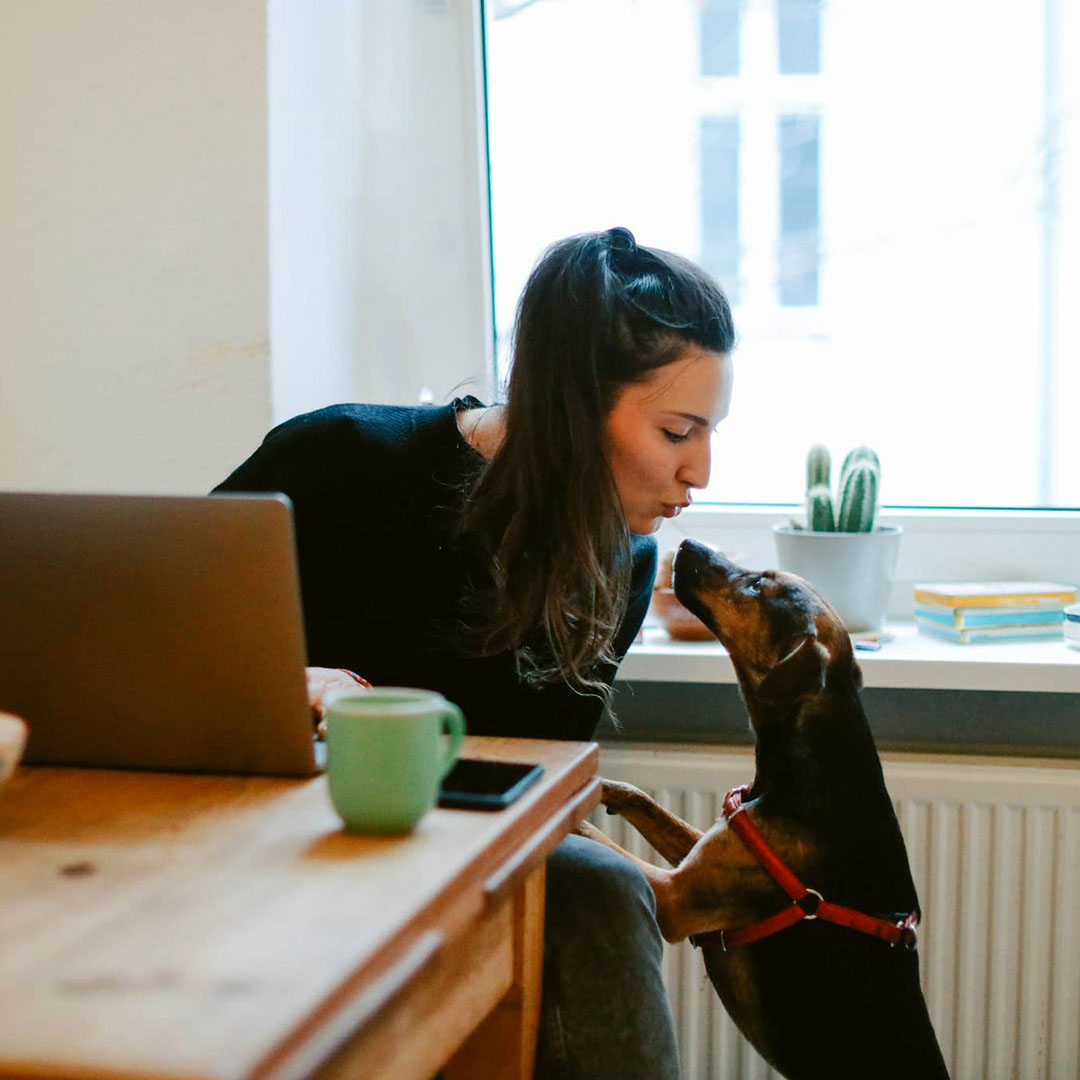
[673,538,861,717]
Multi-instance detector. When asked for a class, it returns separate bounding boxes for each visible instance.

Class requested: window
[484,0,1080,510]
[701,116,741,299]
[777,0,820,75]
[778,113,819,306]
[700,0,741,77]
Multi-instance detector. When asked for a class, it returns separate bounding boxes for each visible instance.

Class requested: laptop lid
[0,491,318,776]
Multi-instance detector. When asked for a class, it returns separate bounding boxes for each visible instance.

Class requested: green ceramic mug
[323,687,466,833]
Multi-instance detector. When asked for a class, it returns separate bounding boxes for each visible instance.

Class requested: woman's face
[604,346,734,535]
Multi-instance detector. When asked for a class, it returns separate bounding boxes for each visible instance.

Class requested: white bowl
[1066,605,1080,650]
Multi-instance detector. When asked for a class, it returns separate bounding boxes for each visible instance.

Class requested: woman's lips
[662,503,690,518]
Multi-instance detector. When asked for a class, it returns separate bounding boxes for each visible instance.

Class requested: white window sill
[620,622,1080,694]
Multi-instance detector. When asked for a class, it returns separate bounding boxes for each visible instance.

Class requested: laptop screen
[0,491,317,776]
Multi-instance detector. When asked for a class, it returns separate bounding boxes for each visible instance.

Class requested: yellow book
[912,581,1077,609]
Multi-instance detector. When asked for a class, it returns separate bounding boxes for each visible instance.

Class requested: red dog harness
[704,785,918,952]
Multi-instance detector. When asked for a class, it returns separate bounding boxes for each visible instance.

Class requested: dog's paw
[574,819,608,843]
[600,778,647,816]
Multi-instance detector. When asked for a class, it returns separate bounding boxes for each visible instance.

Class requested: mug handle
[439,703,466,779]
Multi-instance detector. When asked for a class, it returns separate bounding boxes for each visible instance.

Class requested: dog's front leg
[577,819,758,944]
[575,819,669,884]
[600,779,703,866]
[575,820,682,928]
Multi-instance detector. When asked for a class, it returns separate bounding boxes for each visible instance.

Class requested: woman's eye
[663,430,691,444]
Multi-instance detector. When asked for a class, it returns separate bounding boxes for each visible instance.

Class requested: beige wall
[0,0,271,494]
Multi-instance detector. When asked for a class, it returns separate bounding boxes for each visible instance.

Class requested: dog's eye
[746,578,762,596]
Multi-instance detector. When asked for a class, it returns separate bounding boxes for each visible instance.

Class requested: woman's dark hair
[457,226,735,705]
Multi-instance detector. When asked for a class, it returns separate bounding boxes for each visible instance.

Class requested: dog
[580,538,949,1079]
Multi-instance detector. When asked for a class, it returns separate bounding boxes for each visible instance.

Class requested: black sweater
[213,399,657,741]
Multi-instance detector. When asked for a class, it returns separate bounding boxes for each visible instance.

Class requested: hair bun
[604,226,637,253]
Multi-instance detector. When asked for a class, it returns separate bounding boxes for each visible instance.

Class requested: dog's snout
[673,538,705,584]
[674,538,740,585]
[672,539,744,619]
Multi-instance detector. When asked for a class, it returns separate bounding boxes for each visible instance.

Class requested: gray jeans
[533,834,681,1080]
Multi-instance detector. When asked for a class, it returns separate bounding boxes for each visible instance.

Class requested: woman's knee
[546,833,659,925]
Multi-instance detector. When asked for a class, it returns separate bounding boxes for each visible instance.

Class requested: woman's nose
[678,438,712,489]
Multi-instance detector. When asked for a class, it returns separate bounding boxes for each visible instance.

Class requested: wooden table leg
[443,865,546,1080]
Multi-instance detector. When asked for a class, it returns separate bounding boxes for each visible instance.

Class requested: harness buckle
[892,916,918,951]
[797,888,824,919]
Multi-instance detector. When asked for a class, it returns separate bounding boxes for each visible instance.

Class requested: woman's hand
[306,667,371,737]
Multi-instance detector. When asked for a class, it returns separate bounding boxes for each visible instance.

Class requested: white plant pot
[773,524,903,633]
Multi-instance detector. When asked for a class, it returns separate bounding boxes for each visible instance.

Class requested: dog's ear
[851,659,864,691]
[756,635,829,705]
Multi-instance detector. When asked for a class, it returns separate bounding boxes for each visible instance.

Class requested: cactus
[799,443,882,532]
[838,462,879,532]
[807,484,836,531]
[806,444,831,492]
[839,445,880,490]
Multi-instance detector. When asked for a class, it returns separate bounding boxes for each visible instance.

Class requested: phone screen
[438,759,544,810]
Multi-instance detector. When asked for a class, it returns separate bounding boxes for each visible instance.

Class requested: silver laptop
[0,491,320,776]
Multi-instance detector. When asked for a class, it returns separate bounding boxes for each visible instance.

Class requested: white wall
[268,0,495,422]
[0,0,495,494]
[0,0,272,494]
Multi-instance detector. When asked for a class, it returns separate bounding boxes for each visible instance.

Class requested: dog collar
[693,785,919,952]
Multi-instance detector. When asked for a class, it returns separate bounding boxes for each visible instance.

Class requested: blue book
[914,605,1064,629]
[916,618,1063,644]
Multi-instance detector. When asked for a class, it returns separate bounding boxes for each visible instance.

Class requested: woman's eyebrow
[666,411,711,427]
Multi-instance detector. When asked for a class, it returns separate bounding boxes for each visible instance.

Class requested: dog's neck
[744,671,885,813]
[747,682,921,913]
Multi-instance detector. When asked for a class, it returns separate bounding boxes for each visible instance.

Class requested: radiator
[593,745,1080,1080]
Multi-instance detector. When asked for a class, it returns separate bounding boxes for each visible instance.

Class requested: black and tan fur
[580,538,949,1079]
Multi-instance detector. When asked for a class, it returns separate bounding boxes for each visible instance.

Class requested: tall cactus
[839,445,880,491]
[807,484,836,531]
[838,462,879,532]
[806,444,831,492]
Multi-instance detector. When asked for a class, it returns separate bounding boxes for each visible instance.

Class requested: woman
[215,226,735,1079]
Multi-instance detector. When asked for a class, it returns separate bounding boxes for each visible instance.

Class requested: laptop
[0,491,321,776]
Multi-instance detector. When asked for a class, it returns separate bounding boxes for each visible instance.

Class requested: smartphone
[438,758,544,811]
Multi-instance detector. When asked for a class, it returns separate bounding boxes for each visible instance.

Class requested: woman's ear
[756,636,829,706]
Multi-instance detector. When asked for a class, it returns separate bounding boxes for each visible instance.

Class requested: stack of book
[913,581,1078,644]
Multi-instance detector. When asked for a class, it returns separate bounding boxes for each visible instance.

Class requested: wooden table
[0,736,600,1080]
